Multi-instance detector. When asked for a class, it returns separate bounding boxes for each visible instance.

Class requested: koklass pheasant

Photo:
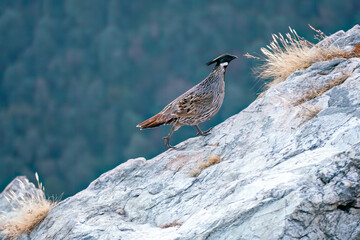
[137,54,237,148]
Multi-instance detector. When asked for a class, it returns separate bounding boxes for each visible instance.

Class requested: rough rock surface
[2,26,360,240]
[0,177,32,213]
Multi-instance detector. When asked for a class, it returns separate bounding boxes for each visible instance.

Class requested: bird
[137,53,237,149]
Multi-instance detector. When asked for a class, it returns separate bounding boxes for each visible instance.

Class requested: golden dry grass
[0,173,57,239]
[190,155,221,177]
[159,221,182,229]
[297,105,323,124]
[246,26,360,91]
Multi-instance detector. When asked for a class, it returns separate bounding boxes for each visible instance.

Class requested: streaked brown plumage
[137,54,237,148]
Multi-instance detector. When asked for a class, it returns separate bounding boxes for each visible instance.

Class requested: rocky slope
[1,26,360,240]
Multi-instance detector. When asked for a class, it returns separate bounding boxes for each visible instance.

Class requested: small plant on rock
[246,25,360,91]
[190,155,221,177]
[159,221,182,229]
[0,173,58,239]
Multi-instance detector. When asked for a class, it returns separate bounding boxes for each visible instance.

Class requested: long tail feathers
[137,113,175,129]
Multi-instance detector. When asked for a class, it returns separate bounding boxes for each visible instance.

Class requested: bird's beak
[229,55,237,62]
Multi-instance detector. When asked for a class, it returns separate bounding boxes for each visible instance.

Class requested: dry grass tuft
[352,43,360,56]
[189,168,202,178]
[298,105,322,124]
[159,221,182,229]
[246,26,360,91]
[0,173,57,239]
[308,24,327,41]
[205,155,221,166]
[189,155,221,177]
[207,142,220,147]
[294,74,350,106]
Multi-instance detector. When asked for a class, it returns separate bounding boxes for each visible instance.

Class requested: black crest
[206,54,237,66]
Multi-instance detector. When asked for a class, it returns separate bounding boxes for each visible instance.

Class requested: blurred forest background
[1,0,360,197]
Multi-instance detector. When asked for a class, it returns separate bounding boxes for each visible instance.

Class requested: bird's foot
[163,137,176,149]
[203,127,214,135]
[196,127,213,136]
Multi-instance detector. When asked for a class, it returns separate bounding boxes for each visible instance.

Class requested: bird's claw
[163,137,176,149]
[197,132,211,136]
[196,127,213,136]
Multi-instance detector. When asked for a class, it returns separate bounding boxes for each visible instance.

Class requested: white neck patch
[220,62,228,67]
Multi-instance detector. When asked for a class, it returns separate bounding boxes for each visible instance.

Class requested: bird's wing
[174,91,214,117]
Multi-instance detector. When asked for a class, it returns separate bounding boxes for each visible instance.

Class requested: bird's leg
[203,127,214,135]
[163,125,176,149]
[195,125,212,136]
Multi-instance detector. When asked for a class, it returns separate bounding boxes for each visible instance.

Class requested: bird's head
[206,54,237,68]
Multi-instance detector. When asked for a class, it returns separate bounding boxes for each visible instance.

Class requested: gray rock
[0,176,41,214]
[2,26,360,240]
[317,24,360,50]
